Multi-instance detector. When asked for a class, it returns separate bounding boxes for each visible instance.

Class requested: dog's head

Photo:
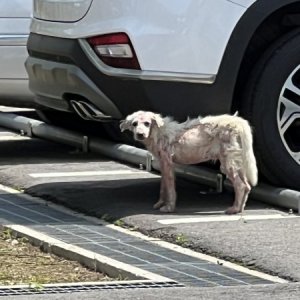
[120,111,164,141]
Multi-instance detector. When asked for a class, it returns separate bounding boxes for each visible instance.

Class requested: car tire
[241,29,300,189]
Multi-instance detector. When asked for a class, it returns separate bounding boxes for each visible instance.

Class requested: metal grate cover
[0,281,184,296]
[0,190,278,289]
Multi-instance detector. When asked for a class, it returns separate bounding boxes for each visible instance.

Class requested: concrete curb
[1,223,173,284]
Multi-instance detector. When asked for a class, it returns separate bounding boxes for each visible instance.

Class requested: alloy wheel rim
[277,64,300,166]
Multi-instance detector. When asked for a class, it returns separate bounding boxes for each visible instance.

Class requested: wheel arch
[217,0,300,113]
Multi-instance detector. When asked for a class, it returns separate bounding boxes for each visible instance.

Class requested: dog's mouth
[135,133,146,141]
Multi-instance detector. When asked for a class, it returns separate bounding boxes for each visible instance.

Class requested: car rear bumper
[26,56,122,119]
[26,33,233,121]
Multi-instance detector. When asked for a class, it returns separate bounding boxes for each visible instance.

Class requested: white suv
[26,0,300,189]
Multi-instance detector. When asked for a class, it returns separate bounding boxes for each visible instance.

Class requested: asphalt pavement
[0,124,299,298]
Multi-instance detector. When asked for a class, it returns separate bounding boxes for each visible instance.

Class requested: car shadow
[0,138,105,166]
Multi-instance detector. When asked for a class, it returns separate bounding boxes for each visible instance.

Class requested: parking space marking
[0,135,30,141]
[29,170,153,178]
[157,214,298,224]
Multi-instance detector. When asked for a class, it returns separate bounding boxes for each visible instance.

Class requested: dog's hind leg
[153,199,165,210]
[225,172,251,214]
[240,188,250,214]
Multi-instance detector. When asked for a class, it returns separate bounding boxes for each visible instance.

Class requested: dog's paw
[159,205,175,213]
[153,200,164,209]
[225,206,240,215]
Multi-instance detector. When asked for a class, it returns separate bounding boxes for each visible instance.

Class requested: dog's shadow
[24,177,265,222]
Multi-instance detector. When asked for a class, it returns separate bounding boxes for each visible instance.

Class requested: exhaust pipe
[70,100,112,121]
[70,100,90,120]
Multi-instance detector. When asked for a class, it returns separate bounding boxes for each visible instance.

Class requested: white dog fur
[120,111,258,214]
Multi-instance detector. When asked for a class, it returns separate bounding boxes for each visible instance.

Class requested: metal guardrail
[0,112,299,213]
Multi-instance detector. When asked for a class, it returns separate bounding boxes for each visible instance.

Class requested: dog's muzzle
[135,133,145,141]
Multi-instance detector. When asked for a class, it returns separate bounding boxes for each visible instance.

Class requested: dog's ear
[120,111,141,132]
[120,116,132,132]
[152,113,164,128]
[120,119,131,132]
[120,114,134,132]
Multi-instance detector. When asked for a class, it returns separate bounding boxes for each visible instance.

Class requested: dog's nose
[136,133,145,140]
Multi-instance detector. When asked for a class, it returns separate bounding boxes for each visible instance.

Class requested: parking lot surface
[0,124,299,288]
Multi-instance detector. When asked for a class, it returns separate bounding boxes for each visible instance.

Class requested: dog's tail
[239,119,258,186]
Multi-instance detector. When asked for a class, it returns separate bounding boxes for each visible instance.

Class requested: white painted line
[0,184,23,194]
[0,106,34,112]
[0,135,30,141]
[157,214,298,225]
[29,170,151,178]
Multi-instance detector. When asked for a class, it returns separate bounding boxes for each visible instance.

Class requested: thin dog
[120,111,258,214]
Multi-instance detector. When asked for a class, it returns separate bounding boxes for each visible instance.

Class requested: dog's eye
[132,121,138,127]
[144,121,150,127]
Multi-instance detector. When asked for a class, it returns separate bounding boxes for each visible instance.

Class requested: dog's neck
[142,117,184,155]
[141,116,203,158]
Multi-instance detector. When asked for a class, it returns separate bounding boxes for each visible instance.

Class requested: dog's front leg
[157,152,176,213]
[153,162,167,210]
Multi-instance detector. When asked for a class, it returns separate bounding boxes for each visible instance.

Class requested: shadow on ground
[24,177,268,221]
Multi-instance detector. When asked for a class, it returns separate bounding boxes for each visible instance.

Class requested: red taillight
[88,33,129,45]
[87,33,140,70]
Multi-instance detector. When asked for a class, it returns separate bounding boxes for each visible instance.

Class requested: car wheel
[242,30,300,189]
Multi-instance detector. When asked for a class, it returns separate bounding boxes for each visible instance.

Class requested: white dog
[120,111,258,214]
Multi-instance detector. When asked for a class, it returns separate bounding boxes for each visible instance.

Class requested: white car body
[0,0,32,102]
[27,0,300,189]
[31,0,256,78]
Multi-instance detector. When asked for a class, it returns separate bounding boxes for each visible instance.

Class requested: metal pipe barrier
[0,112,299,212]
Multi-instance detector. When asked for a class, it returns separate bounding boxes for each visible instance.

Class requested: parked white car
[26,0,300,189]
[0,0,33,106]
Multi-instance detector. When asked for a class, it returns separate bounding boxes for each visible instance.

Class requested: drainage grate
[0,281,184,296]
[0,190,280,288]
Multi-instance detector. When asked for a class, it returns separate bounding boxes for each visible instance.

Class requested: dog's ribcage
[150,116,243,168]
